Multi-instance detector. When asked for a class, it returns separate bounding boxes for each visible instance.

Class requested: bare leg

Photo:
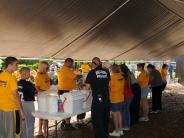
[43,120,48,137]
[118,112,122,130]
[142,98,149,117]
[112,112,119,132]
[38,119,43,135]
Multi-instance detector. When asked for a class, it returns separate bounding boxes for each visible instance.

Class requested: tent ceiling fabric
[0,0,183,60]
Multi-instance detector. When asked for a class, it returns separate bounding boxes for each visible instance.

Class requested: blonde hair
[111,64,120,73]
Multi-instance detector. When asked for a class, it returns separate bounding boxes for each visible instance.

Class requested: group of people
[0,56,87,138]
[84,58,168,138]
[0,56,168,138]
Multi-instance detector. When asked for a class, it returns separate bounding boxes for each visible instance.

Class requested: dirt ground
[34,82,184,138]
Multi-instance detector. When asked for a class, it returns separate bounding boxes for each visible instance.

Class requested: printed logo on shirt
[0,80,7,87]
[95,70,108,79]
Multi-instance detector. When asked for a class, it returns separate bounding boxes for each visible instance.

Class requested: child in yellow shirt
[137,63,150,122]
[0,57,25,138]
[109,64,124,137]
[35,61,50,137]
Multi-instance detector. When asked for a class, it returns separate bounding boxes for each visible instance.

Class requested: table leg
[55,120,58,138]
[46,121,49,138]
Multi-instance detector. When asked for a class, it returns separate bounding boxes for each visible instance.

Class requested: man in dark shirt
[18,67,37,138]
[85,57,110,138]
[147,64,164,114]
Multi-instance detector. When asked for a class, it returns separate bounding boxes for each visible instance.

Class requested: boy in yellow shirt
[109,64,124,137]
[0,56,25,138]
[35,61,50,137]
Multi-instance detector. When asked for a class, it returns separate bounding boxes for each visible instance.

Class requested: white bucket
[47,95,58,114]
[37,94,48,113]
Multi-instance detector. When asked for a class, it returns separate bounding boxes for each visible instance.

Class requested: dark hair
[39,61,49,70]
[4,56,18,68]
[20,67,30,73]
[147,64,155,69]
[162,64,168,69]
[120,64,131,88]
[65,58,74,63]
[137,63,145,69]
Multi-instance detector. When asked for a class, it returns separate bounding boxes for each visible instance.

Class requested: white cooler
[62,90,85,114]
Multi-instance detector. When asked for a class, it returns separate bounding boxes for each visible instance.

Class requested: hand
[19,110,26,121]
[76,75,82,80]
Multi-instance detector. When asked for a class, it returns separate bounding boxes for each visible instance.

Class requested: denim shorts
[141,87,150,98]
[110,102,123,112]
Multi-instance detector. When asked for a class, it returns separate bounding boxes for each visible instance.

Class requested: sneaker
[139,117,149,122]
[109,130,121,137]
[150,110,159,114]
[119,130,124,136]
[64,123,76,130]
[123,127,130,131]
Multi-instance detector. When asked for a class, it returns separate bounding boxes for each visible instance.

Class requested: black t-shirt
[149,69,164,87]
[85,66,110,97]
[18,79,37,101]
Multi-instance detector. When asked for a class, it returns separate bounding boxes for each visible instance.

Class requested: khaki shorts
[0,110,21,138]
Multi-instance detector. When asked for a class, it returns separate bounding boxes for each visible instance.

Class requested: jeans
[130,83,141,125]
[152,85,163,111]
[122,98,133,129]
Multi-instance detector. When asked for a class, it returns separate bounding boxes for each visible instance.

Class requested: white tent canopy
[0,0,184,60]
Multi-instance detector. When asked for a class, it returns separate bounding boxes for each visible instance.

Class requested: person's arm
[84,71,93,90]
[13,89,25,120]
[85,83,91,90]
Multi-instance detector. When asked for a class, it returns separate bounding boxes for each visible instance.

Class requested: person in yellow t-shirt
[109,64,124,136]
[35,61,51,137]
[12,70,21,80]
[137,63,150,122]
[160,64,168,91]
[57,58,82,129]
[0,57,25,138]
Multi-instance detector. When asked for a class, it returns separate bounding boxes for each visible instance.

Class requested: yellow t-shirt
[0,71,19,111]
[12,70,20,80]
[35,72,50,91]
[137,70,149,88]
[110,73,124,103]
[81,64,91,73]
[160,68,167,80]
[58,66,77,91]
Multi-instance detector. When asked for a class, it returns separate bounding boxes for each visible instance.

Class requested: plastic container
[47,94,58,114]
[62,90,85,114]
[37,94,48,113]
[81,90,92,109]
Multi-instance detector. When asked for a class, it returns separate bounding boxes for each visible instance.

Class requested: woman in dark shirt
[147,64,164,114]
